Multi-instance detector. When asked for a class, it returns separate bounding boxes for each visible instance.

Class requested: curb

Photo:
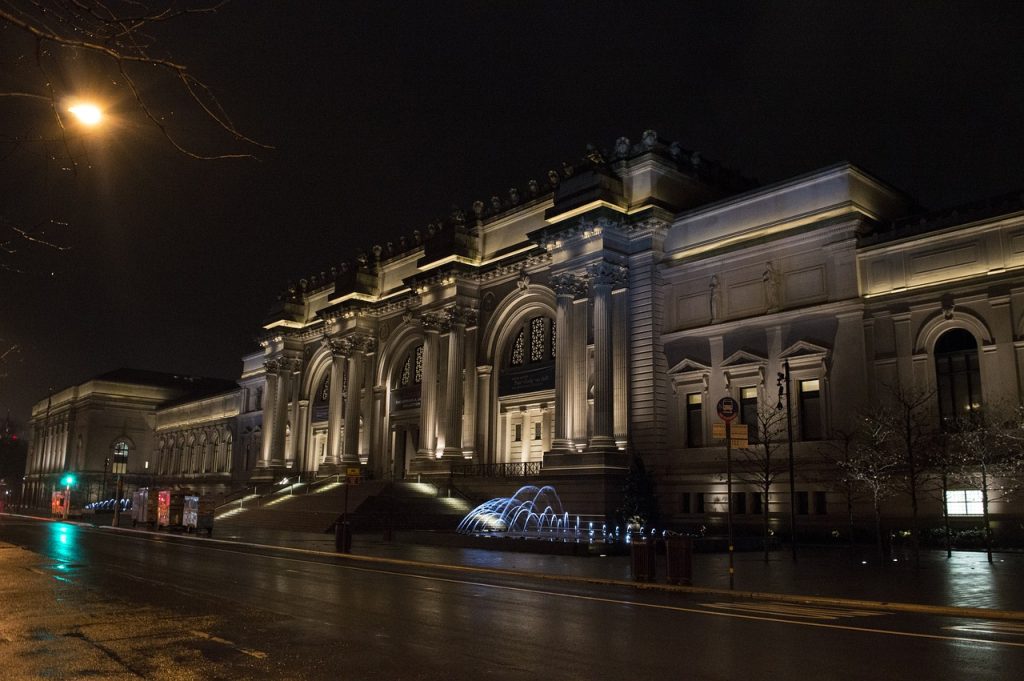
[4,512,1024,621]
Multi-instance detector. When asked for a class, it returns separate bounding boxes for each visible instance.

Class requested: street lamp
[67,102,103,126]
[60,473,75,520]
[776,360,798,560]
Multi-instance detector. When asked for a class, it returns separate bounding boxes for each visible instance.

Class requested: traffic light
[61,473,75,487]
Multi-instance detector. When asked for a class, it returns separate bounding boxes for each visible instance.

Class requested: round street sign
[716,396,740,422]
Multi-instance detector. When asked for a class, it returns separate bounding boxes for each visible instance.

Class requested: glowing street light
[68,102,103,126]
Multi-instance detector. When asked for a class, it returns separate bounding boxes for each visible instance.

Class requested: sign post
[716,397,739,590]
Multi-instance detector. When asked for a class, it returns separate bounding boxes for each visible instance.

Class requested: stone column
[322,338,346,467]
[417,313,443,459]
[612,287,629,446]
[371,386,386,478]
[295,400,309,471]
[342,336,373,464]
[550,272,585,453]
[475,365,493,464]
[571,295,589,447]
[284,358,303,468]
[259,360,279,468]
[442,307,472,459]
[588,262,624,452]
[270,359,293,467]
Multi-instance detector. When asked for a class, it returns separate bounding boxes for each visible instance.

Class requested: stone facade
[28,133,1024,535]
[25,369,238,507]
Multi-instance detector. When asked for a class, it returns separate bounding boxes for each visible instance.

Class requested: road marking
[946,622,1024,637]
[190,630,268,659]
[704,601,888,620]
[105,538,1024,650]
[18,520,1024,648]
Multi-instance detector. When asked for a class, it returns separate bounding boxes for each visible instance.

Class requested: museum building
[26,131,1024,529]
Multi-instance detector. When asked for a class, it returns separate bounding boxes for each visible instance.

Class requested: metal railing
[449,462,541,479]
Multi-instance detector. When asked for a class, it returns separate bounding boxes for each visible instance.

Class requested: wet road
[1,516,1021,680]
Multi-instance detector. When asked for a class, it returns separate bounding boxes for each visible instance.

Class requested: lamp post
[60,473,75,520]
[777,360,798,561]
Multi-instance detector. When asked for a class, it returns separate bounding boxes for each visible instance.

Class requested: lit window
[686,393,703,448]
[530,317,546,362]
[800,379,823,440]
[111,440,129,475]
[414,345,424,384]
[400,357,411,386]
[740,387,758,443]
[947,490,983,516]
[550,320,557,359]
[511,331,525,366]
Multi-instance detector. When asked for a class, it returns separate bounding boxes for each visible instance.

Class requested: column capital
[445,305,478,329]
[321,333,348,357]
[587,261,628,289]
[419,310,448,333]
[550,271,588,298]
[347,333,377,354]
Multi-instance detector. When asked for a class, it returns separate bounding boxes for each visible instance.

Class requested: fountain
[457,485,597,542]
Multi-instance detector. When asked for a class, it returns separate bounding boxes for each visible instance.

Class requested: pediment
[780,340,831,359]
[668,357,711,374]
[722,350,767,368]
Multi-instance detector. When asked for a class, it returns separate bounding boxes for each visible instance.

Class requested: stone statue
[709,275,722,321]
[763,262,780,310]
[509,187,520,205]
[615,137,631,158]
[491,195,503,213]
[547,169,560,187]
[527,179,540,196]
[642,129,657,149]
[472,200,485,217]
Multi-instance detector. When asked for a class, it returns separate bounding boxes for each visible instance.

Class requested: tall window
[686,393,703,447]
[799,379,823,440]
[935,329,981,425]
[111,440,129,474]
[508,316,555,367]
[740,387,758,443]
[395,344,424,387]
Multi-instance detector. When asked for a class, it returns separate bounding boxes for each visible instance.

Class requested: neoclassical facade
[25,369,238,507]
[245,131,1024,523]
[27,132,1024,529]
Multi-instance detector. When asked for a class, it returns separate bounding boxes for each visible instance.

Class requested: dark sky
[3,1,1024,427]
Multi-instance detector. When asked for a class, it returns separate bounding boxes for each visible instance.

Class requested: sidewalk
[211,524,1024,612]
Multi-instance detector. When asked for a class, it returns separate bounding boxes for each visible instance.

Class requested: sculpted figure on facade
[709,274,722,322]
[763,261,780,311]
[615,136,631,158]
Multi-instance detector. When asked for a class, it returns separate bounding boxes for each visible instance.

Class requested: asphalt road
[1,516,1021,680]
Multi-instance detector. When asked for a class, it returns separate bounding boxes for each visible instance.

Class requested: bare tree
[861,381,937,567]
[734,403,788,562]
[841,415,902,560]
[820,429,863,553]
[1,1,271,271]
[950,409,1024,563]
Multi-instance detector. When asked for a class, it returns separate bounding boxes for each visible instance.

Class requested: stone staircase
[214,479,475,535]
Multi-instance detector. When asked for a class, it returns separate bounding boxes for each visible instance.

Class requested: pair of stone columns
[321,334,375,466]
[259,356,301,469]
[417,306,476,461]
[549,262,628,454]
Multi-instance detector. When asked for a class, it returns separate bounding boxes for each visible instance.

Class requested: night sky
[2,1,1024,427]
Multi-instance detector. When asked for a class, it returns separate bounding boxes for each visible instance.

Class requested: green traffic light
[61,474,75,486]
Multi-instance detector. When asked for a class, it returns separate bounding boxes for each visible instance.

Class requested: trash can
[335,516,352,553]
[631,536,657,582]
[665,534,693,586]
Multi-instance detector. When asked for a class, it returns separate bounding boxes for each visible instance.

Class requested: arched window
[507,316,555,368]
[935,328,981,425]
[111,440,129,474]
[394,344,424,387]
